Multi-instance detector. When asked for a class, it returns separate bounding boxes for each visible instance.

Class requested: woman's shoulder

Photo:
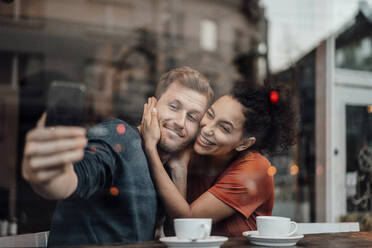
[232,151,271,171]
[218,152,272,183]
[212,151,273,192]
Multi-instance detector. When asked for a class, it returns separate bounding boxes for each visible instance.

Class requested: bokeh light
[270,91,279,103]
[114,144,123,153]
[116,124,126,135]
[245,180,258,196]
[110,186,119,196]
[316,165,324,175]
[290,164,299,175]
[89,145,98,154]
[267,166,277,176]
[367,105,372,113]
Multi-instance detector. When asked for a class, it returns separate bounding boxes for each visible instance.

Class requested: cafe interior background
[0,0,371,236]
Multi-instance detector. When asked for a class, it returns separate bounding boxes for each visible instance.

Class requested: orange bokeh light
[110,186,119,196]
[290,164,299,175]
[267,166,277,176]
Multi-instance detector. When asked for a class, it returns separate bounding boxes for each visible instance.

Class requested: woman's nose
[202,124,214,136]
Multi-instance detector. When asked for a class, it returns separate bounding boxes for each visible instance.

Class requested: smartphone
[45,81,86,127]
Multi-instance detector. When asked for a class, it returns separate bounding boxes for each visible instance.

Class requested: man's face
[156,82,208,154]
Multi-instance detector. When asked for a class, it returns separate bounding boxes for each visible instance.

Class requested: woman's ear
[235,137,256,152]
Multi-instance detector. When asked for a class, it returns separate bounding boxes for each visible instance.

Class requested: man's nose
[174,112,186,129]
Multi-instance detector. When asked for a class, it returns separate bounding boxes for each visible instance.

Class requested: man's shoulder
[87,118,139,139]
[97,118,135,131]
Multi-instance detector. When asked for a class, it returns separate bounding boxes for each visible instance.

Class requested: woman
[141,85,297,237]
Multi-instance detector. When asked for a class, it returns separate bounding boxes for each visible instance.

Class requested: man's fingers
[27,126,86,142]
[30,167,65,184]
[28,150,85,171]
[25,137,87,157]
[36,112,47,128]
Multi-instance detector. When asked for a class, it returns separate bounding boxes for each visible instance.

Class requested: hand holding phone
[22,81,88,198]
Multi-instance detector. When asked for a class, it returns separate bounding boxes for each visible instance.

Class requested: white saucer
[242,231,304,247]
[160,236,228,248]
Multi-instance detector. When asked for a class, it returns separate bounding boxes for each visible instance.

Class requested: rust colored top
[187,151,274,237]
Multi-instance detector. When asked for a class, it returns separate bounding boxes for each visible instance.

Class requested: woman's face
[193,95,247,156]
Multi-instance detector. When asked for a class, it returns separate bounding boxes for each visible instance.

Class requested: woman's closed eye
[187,113,198,122]
[206,110,213,119]
[220,124,231,133]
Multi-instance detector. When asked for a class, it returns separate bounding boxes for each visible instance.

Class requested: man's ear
[235,137,256,152]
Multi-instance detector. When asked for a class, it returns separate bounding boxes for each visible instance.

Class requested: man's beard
[157,135,196,155]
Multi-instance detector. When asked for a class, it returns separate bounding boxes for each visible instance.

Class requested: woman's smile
[196,133,216,148]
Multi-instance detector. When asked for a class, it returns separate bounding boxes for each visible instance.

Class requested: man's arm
[22,119,87,200]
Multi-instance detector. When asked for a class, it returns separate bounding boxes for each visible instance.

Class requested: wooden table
[68,232,372,248]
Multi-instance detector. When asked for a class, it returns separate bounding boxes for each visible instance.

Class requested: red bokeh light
[116,124,126,135]
[270,91,279,103]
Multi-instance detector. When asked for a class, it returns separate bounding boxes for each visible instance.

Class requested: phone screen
[45,81,86,127]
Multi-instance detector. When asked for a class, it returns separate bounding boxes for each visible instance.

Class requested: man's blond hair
[155,66,214,105]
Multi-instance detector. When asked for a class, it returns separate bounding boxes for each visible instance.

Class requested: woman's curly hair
[230,84,298,155]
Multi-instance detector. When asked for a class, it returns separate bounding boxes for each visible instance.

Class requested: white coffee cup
[256,216,298,237]
[174,218,212,240]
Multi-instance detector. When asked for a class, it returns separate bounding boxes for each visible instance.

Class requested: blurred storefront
[0,0,268,234]
[272,1,372,229]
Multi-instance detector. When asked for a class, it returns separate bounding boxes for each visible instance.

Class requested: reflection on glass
[336,36,372,72]
[346,105,372,213]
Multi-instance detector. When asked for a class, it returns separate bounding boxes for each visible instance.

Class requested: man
[22,66,214,246]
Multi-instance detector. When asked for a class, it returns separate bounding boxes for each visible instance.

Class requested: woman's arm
[168,163,187,198]
[147,145,235,222]
[142,98,236,223]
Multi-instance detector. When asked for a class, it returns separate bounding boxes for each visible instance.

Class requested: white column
[315,36,336,222]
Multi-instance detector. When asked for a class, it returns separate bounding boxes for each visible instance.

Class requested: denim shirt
[48,119,158,246]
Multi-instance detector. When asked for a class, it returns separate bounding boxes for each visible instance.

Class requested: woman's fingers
[142,97,159,132]
[151,105,158,127]
[141,103,148,126]
[146,98,154,127]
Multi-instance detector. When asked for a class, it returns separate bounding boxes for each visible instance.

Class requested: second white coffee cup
[174,218,212,240]
[256,216,297,237]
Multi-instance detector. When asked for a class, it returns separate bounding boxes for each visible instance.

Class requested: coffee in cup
[174,218,212,240]
[256,216,297,237]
